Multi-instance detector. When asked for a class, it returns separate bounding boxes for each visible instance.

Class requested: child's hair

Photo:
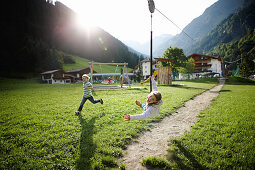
[82,74,90,80]
[148,91,162,106]
[152,91,162,102]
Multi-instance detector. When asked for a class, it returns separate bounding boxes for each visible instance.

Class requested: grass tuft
[141,156,172,169]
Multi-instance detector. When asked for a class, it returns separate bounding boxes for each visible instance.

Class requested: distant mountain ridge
[124,34,173,57]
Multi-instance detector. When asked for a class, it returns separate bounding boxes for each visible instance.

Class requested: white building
[187,54,223,77]
[41,70,72,84]
[141,58,157,79]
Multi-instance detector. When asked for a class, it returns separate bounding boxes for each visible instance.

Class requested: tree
[185,58,195,75]
[240,52,254,78]
[177,58,195,79]
[162,46,187,79]
[135,61,142,82]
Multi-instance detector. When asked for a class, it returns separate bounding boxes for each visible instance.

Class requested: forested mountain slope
[0,0,141,75]
[153,0,255,57]
[188,1,255,55]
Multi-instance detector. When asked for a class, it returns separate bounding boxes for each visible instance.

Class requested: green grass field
[0,78,217,169]
[142,77,255,169]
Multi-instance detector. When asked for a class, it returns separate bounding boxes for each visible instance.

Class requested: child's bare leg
[135,100,141,107]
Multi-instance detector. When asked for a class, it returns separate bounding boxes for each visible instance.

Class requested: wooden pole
[90,61,93,84]
[121,64,126,88]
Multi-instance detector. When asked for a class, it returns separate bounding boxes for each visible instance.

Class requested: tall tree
[240,52,254,78]
[161,46,187,78]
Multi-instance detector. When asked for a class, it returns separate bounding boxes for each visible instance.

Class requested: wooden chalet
[187,54,223,76]
[41,70,72,84]
[64,68,97,82]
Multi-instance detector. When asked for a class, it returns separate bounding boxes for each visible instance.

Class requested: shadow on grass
[173,78,219,84]
[76,115,96,169]
[172,140,204,169]
[225,77,255,85]
[220,89,231,92]
[159,84,207,90]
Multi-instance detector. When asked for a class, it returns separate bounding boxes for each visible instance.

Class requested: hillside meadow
[63,55,132,73]
[0,78,217,169]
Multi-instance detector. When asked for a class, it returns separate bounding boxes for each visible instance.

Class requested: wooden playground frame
[88,62,130,88]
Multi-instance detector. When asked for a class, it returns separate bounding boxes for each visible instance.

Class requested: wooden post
[121,64,126,88]
[90,61,93,84]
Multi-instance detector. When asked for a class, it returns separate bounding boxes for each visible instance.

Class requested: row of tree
[209,29,255,77]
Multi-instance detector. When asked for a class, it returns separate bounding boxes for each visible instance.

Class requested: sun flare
[73,1,100,31]
[75,13,97,31]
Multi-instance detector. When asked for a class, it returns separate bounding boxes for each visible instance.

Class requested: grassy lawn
[0,78,217,169]
[142,77,255,169]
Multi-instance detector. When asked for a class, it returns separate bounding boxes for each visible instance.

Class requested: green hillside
[1,0,139,77]
[153,0,255,57]
[63,55,131,73]
[188,1,255,55]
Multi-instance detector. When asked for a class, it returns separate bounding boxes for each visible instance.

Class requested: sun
[75,13,97,31]
[73,1,100,31]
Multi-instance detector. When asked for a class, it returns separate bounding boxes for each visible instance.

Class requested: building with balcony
[187,54,223,77]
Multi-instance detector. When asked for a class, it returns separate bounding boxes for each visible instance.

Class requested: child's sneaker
[75,111,81,115]
[100,99,103,104]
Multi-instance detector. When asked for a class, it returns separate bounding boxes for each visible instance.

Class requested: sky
[57,0,218,43]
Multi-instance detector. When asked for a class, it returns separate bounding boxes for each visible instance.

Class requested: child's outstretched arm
[124,107,156,121]
[151,76,158,91]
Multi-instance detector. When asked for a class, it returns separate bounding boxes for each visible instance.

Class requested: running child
[76,74,103,114]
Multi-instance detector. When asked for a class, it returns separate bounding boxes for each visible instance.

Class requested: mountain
[189,1,255,55]
[205,2,255,73]
[154,0,255,56]
[0,0,141,75]
[126,46,149,59]
[124,34,173,57]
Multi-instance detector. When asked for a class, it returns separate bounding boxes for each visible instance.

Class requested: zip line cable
[224,58,241,64]
[155,8,195,41]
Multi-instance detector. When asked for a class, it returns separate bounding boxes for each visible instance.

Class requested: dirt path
[119,79,225,170]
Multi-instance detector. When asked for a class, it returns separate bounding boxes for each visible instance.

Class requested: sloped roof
[65,67,97,73]
[41,70,61,74]
[187,53,219,59]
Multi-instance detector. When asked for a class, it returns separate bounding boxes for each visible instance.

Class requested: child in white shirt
[124,76,162,121]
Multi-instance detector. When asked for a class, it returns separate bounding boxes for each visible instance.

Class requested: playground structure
[88,62,131,88]
[141,58,173,85]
